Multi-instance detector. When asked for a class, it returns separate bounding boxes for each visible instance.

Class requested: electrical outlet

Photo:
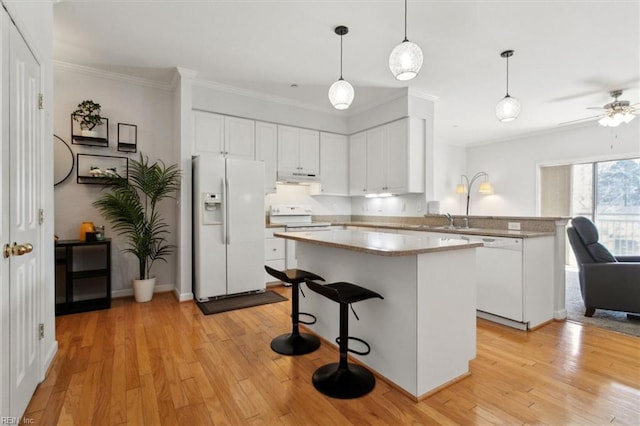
[508,222,521,230]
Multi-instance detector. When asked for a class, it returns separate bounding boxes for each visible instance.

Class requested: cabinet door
[277,125,300,174]
[298,129,320,176]
[349,131,367,195]
[224,116,255,159]
[385,118,408,193]
[255,121,277,193]
[194,111,225,156]
[366,125,386,192]
[320,132,348,195]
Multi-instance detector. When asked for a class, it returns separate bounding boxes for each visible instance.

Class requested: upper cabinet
[349,131,367,196]
[350,118,424,195]
[319,132,349,196]
[194,111,255,159]
[277,125,320,178]
[255,121,278,194]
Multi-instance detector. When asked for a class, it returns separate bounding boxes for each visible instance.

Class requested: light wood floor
[26,287,640,425]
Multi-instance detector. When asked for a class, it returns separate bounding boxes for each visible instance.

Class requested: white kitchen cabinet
[224,116,255,159]
[319,132,348,195]
[353,117,424,195]
[277,125,320,178]
[194,110,224,155]
[193,111,255,159]
[255,121,278,193]
[264,227,286,284]
[349,131,367,196]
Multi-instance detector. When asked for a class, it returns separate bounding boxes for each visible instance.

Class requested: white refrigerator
[193,154,265,301]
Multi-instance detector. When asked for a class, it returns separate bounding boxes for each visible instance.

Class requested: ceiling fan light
[496,95,521,122]
[622,112,635,124]
[598,115,614,127]
[328,78,354,110]
[389,40,423,81]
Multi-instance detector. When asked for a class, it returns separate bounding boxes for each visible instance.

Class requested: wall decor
[53,134,74,186]
[71,114,109,147]
[117,122,137,153]
[76,153,128,184]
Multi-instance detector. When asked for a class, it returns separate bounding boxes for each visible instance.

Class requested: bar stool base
[270,333,320,356]
[312,363,376,399]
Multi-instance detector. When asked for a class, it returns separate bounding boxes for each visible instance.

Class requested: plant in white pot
[72,100,104,137]
[93,153,181,302]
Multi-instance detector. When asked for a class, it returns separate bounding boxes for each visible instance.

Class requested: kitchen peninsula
[275,229,483,400]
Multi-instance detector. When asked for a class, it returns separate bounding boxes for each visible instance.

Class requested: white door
[349,131,367,195]
[366,125,386,192]
[255,121,277,193]
[298,129,319,176]
[193,110,225,156]
[276,125,299,174]
[5,15,42,418]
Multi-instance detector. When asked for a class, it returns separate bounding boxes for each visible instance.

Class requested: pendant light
[389,0,423,81]
[495,49,521,122]
[328,25,354,110]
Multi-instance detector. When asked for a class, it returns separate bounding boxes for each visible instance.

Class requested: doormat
[196,290,287,315]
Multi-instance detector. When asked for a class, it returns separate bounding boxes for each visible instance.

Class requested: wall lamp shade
[328,25,354,110]
[496,50,520,122]
[389,0,423,81]
[478,181,494,194]
[389,40,423,81]
[328,79,354,110]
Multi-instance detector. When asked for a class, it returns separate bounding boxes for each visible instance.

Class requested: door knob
[3,244,10,259]
[11,242,33,256]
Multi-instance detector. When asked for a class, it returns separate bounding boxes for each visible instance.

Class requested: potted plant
[72,100,104,137]
[93,153,181,302]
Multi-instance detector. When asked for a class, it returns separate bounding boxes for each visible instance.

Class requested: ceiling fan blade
[586,107,606,110]
[558,115,602,126]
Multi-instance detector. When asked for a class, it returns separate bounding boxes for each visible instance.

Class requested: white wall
[466,121,640,216]
[266,184,351,215]
[53,65,177,295]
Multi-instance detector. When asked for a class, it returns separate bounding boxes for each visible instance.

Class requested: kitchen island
[275,229,483,400]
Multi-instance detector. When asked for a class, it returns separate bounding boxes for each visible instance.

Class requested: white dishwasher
[475,236,524,323]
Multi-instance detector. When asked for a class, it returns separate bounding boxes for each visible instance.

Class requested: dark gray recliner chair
[567,216,640,317]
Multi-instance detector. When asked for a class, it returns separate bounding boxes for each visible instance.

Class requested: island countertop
[275,229,483,256]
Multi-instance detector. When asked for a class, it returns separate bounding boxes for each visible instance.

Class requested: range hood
[276,171,320,184]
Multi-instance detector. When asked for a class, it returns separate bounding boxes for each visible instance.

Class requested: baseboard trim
[554,308,567,320]
[173,288,193,302]
[112,283,175,299]
[42,340,58,382]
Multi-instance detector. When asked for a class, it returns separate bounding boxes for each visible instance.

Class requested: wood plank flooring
[26,287,640,425]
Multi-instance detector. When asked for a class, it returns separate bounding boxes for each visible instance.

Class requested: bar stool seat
[304,279,384,399]
[264,265,324,355]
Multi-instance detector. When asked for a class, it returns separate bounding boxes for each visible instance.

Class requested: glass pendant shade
[389,40,423,81]
[328,78,354,110]
[496,95,521,122]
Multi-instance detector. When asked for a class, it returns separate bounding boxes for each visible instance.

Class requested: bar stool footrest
[335,336,371,356]
[297,312,317,325]
[271,332,320,356]
[312,362,376,399]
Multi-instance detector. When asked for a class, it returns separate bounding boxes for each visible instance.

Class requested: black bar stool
[264,265,324,355]
[304,279,384,399]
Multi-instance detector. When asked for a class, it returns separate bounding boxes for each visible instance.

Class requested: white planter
[81,129,98,137]
[133,277,156,302]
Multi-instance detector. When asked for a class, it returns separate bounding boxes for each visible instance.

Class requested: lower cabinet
[55,239,111,315]
[264,227,285,284]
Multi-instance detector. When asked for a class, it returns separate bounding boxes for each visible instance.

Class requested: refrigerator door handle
[225,176,231,244]
[221,176,227,245]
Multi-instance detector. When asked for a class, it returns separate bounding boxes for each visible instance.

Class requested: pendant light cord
[505,55,510,96]
[404,0,408,42]
[340,33,344,80]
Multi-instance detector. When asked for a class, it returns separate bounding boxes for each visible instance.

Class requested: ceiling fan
[560,90,639,127]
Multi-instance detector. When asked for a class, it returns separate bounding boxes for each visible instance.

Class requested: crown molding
[193,78,346,116]
[54,61,173,91]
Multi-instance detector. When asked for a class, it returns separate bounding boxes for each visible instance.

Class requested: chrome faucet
[444,213,454,228]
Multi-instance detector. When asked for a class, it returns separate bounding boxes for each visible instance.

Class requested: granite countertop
[274,229,483,257]
[338,222,554,238]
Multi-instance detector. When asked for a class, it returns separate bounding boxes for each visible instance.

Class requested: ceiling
[53,0,640,146]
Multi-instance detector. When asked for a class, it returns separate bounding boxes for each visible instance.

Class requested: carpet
[196,290,287,315]
[565,268,640,337]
